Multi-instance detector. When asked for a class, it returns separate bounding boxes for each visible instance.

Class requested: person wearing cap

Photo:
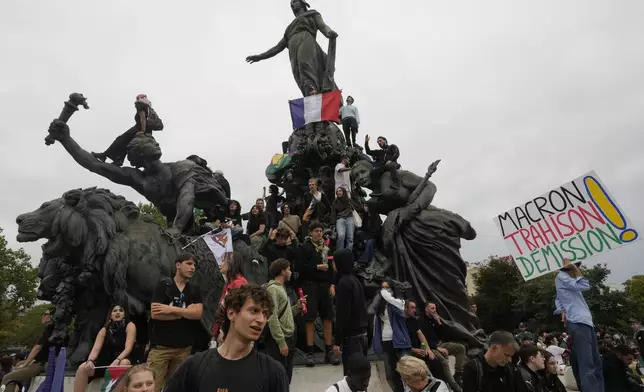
[630,319,644,363]
[554,258,605,392]
[339,96,360,147]
[1,309,68,392]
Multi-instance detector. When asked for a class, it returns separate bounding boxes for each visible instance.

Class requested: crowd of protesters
[2,128,644,392]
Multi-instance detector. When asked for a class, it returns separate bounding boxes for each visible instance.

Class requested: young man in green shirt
[264,259,307,383]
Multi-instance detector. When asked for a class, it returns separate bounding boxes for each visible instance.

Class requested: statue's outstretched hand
[427,159,441,177]
[47,119,70,143]
[246,55,261,64]
[327,30,338,39]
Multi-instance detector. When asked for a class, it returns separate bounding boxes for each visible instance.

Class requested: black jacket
[463,354,519,392]
[302,192,331,223]
[364,142,400,164]
[298,240,334,283]
[260,240,298,264]
[333,249,368,343]
[603,351,644,392]
[419,314,442,349]
[516,364,544,392]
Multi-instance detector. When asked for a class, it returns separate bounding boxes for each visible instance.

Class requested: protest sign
[495,171,639,281]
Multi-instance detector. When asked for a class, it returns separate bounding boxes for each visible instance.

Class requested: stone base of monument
[25,362,393,392]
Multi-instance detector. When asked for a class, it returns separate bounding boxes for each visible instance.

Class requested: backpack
[257,283,289,348]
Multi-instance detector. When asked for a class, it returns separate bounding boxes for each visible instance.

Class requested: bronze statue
[46,119,229,234]
[246,0,339,96]
[353,159,486,349]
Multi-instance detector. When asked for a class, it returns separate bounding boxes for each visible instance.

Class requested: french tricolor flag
[289,90,342,129]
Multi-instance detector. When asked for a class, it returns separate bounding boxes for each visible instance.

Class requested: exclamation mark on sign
[583,175,638,243]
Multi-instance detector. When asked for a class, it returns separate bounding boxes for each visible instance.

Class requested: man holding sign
[554,258,604,392]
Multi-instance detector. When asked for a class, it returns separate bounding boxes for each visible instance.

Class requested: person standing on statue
[339,96,360,147]
[365,135,401,191]
[334,154,352,196]
[246,0,339,97]
[92,94,164,166]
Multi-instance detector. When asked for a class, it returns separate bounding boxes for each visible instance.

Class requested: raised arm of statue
[314,13,338,39]
[246,37,288,63]
[398,160,441,225]
[47,120,145,193]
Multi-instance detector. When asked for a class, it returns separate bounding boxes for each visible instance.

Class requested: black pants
[383,341,408,392]
[373,161,400,187]
[342,117,358,147]
[103,125,140,162]
[264,333,295,383]
[342,334,368,376]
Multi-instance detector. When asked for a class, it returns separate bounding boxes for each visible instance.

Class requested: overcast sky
[1,0,643,285]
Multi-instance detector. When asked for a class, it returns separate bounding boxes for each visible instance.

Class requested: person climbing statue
[92,94,163,166]
[365,135,401,194]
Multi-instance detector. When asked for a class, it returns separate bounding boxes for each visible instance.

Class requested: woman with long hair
[227,200,242,227]
[539,349,567,392]
[331,187,361,250]
[278,203,301,240]
[73,305,136,392]
[246,205,266,239]
[211,252,248,344]
[372,279,410,392]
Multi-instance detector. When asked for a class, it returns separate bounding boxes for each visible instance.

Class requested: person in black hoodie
[364,134,401,190]
[227,200,243,227]
[298,220,339,367]
[332,248,369,376]
[540,350,567,392]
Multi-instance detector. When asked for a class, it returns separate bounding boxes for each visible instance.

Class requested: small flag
[202,228,234,266]
[289,90,341,129]
[101,366,130,392]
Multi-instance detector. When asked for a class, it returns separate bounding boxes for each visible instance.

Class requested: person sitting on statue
[1,309,68,392]
[278,203,301,241]
[365,134,401,192]
[339,96,360,147]
[303,178,331,224]
[227,200,243,227]
[92,94,163,166]
[73,304,137,392]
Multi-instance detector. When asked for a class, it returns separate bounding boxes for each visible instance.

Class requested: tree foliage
[624,275,644,321]
[0,228,39,348]
[138,202,168,228]
[472,256,637,334]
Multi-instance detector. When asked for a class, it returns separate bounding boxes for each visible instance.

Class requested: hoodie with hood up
[265,280,300,349]
[334,249,368,343]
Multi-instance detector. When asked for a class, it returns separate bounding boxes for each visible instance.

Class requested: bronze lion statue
[16,187,268,364]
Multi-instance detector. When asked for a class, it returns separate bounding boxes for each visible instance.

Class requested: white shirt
[339,104,360,123]
[334,163,351,191]
[379,289,404,342]
[547,345,566,366]
[325,377,359,392]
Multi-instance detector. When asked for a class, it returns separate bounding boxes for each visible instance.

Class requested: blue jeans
[336,216,355,250]
[358,239,375,265]
[567,322,604,392]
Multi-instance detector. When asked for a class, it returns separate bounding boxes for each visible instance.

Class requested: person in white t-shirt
[325,353,371,392]
[334,155,352,196]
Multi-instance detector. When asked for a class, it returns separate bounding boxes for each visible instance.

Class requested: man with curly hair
[165,285,288,392]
